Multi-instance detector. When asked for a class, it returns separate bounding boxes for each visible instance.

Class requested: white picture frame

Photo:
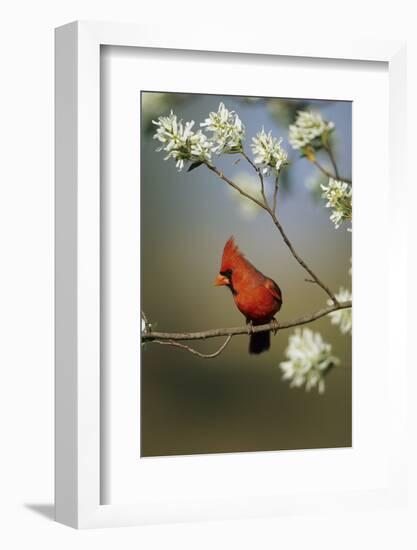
[55,20,407,529]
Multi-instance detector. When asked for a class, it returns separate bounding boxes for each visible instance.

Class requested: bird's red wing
[264,278,283,304]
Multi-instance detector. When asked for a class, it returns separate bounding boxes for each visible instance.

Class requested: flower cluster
[200,102,245,154]
[321,178,352,229]
[289,110,334,151]
[250,128,288,176]
[152,111,213,171]
[327,288,352,334]
[153,102,292,178]
[279,328,339,394]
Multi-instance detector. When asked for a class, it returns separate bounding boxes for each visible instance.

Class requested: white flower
[228,172,263,218]
[200,102,245,154]
[321,178,352,229]
[289,110,334,150]
[250,128,288,176]
[189,130,214,162]
[327,288,352,334]
[141,318,147,333]
[153,111,213,171]
[279,328,339,394]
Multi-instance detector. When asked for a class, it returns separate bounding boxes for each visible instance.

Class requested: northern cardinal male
[215,237,283,354]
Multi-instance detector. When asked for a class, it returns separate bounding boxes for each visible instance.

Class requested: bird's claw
[246,320,254,335]
[271,318,280,335]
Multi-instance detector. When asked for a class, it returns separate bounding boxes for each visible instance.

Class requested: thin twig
[311,159,351,184]
[273,172,280,213]
[142,301,351,342]
[241,151,269,207]
[312,159,335,179]
[267,209,339,305]
[206,164,267,211]
[151,335,233,358]
[325,144,340,179]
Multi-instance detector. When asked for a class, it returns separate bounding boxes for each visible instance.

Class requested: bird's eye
[220,269,233,279]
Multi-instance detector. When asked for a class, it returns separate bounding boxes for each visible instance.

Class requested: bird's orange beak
[214,273,229,286]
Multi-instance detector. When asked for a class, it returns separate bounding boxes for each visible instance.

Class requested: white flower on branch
[327,288,352,334]
[289,110,334,150]
[321,178,352,229]
[250,128,288,175]
[200,102,245,154]
[279,328,339,394]
[189,131,214,163]
[152,111,213,171]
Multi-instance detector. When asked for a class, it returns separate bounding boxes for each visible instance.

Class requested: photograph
[140,91,352,457]
[0,4,410,542]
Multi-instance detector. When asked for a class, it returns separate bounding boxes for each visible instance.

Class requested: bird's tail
[249,329,270,355]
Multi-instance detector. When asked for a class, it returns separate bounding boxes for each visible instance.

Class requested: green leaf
[187,161,204,172]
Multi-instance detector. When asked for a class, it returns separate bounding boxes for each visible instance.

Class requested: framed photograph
[55,21,407,528]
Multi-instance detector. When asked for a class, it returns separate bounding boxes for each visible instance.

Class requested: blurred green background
[141,92,352,457]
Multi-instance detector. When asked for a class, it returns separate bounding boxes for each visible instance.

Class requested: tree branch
[324,143,340,179]
[241,150,269,208]
[205,163,267,211]
[273,172,280,213]
[311,159,335,179]
[151,335,233,358]
[142,301,351,342]
[267,209,339,305]
[311,158,351,184]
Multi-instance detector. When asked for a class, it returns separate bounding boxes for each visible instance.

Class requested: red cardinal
[215,237,283,354]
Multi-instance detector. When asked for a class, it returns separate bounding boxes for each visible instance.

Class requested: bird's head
[214,236,243,288]
[214,269,232,287]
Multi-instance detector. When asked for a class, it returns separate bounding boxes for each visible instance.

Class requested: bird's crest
[220,236,246,272]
